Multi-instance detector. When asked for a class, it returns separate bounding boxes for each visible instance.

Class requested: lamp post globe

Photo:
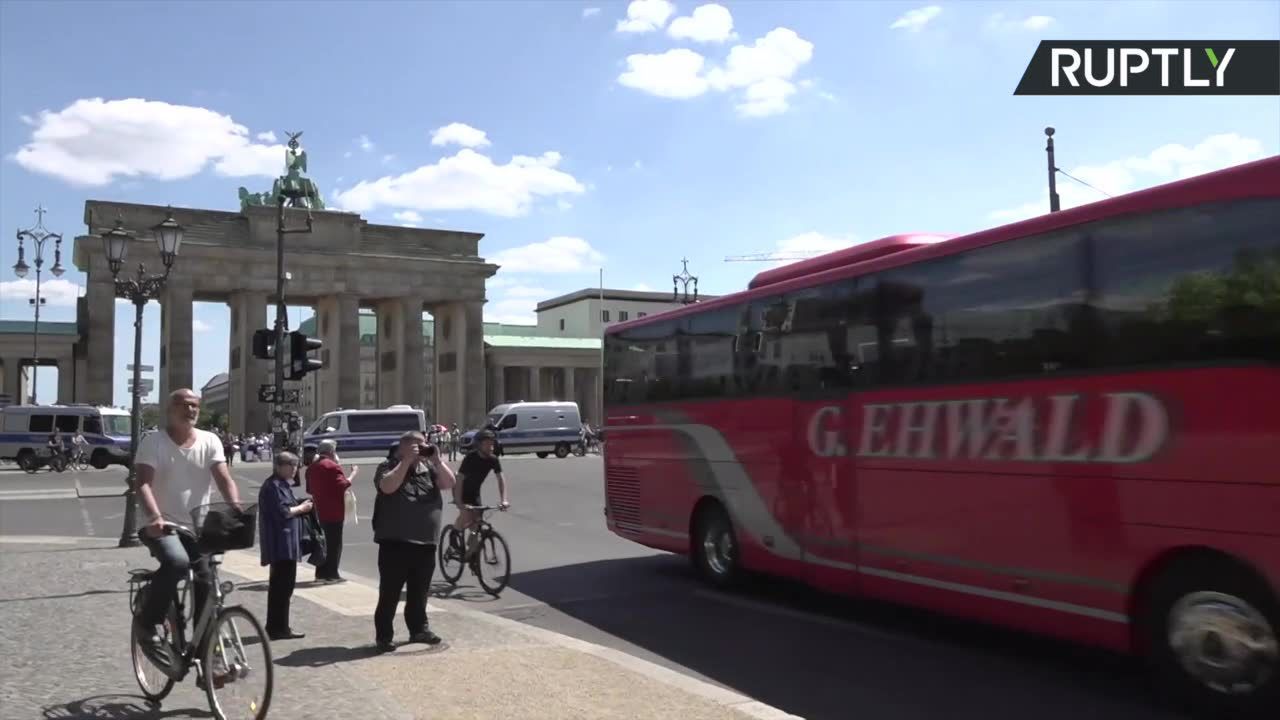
[12,256,29,279]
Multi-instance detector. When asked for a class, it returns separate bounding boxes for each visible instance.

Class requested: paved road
[0,459,1185,720]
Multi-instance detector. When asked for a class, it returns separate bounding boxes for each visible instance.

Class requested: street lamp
[673,258,698,305]
[100,209,183,548]
[14,206,65,404]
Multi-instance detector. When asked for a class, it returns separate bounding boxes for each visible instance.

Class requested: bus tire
[554,443,571,459]
[16,449,37,473]
[90,449,110,470]
[536,452,549,459]
[692,503,739,589]
[1143,556,1280,719]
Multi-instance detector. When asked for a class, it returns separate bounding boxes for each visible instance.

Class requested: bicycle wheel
[129,588,178,702]
[474,528,512,596]
[202,606,273,720]
[438,526,465,584]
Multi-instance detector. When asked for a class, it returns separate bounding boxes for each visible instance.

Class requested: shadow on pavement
[506,556,1183,720]
[0,587,129,604]
[275,643,385,667]
[42,694,213,719]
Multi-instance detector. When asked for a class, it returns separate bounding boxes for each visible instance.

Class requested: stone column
[462,301,486,424]
[563,366,575,405]
[2,357,23,403]
[84,279,116,406]
[57,356,75,403]
[402,297,426,409]
[159,283,194,401]
[375,298,404,406]
[228,291,269,434]
[491,362,505,408]
[528,366,541,402]
[583,368,599,425]
[317,294,361,412]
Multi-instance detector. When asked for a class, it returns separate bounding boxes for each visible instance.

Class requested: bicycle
[438,505,512,596]
[20,447,66,474]
[68,447,90,472]
[127,503,273,720]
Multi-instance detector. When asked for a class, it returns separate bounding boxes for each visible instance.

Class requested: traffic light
[287,331,323,380]
[252,329,275,360]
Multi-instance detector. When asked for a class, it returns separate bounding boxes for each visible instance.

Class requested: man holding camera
[370,430,455,652]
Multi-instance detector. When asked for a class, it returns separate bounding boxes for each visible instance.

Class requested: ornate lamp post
[13,206,65,404]
[101,210,183,548]
[673,258,699,305]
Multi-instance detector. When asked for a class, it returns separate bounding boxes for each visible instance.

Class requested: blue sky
[1,0,1277,407]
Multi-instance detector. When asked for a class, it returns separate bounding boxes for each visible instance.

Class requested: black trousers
[374,541,435,643]
[316,521,344,580]
[266,560,297,635]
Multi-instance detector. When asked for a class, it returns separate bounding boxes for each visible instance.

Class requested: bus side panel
[791,397,860,595]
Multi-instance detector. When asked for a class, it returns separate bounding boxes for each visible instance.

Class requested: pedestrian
[370,431,455,652]
[305,439,356,582]
[258,451,313,641]
[449,423,460,461]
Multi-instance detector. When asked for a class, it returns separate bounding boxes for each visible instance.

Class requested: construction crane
[724,251,822,263]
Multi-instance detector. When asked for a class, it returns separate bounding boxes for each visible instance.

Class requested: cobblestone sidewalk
[0,538,797,720]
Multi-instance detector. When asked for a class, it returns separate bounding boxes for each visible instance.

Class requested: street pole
[598,267,604,426]
[1046,127,1061,213]
[273,198,290,461]
[119,297,146,547]
[13,205,64,405]
[99,212,183,549]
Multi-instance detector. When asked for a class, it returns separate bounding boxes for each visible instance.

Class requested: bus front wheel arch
[690,499,740,589]
[90,449,111,470]
[1132,547,1280,718]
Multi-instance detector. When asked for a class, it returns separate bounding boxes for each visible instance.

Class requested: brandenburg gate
[70,200,497,433]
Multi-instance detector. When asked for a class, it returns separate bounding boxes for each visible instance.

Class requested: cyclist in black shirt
[452,430,509,545]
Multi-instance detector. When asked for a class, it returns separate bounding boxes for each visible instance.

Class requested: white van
[0,404,133,469]
[461,401,582,458]
[301,405,426,465]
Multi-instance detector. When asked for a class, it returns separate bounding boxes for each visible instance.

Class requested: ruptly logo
[1014,41,1280,95]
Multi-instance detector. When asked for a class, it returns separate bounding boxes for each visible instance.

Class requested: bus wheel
[1145,558,1280,718]
[90,450,110,470]
[536,452,549,459]
[16,450,37,474]
[693,504,739,589]
[554,443,571,459]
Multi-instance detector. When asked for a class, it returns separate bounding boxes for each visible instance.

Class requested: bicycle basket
[191,502,258,553]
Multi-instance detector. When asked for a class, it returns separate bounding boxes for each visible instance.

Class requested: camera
[419,443,437,458]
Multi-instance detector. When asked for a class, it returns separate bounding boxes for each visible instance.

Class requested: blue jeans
[139,531,209,628]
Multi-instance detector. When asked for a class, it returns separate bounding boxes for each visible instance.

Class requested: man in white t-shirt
[133,388,242,669]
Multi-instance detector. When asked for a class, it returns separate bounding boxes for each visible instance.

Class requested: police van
[301,405,427,465]
[0,404,133,469]
[461,401,582,458]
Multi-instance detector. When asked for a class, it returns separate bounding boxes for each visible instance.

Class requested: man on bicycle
[133,388,242,670]
[452,430,510,553]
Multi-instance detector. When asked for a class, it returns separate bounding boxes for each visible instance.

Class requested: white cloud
[489,236,605,274]
[890,6,942,32]
[333,149,585,217]
[0,278,82,306]
[618,27,814,117]
[583,7,601,18]
[381,153,397,164]
[357,134,374,152]
[990,133,1267,223]
[13,97,286,186]
[668,4,736,43]
[393,210,424,225]
[256,130,277,142]
[430,122,492,149]
[631,282,656,291]
[986,12,1055,32]
[617,0,675,33]
[505,284,556,298]
[344,151,353,159]
[556,198,573,211]
[192,318,212,334]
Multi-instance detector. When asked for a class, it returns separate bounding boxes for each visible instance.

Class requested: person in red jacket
[305,439,356,583]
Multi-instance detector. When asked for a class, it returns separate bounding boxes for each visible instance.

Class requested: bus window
[55,415,81,433]
[84,416,103,435]
[28,414,54,433]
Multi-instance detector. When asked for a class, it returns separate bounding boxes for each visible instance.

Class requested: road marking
[0,489,78,502]
[74,479,126,499]
[75,481,97,537]
[0,534,102,544]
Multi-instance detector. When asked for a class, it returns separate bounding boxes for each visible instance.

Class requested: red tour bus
[603,156,1279,717]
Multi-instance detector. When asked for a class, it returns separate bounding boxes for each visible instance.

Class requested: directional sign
[127,364,155,372]
[128,379,155,394]
[258,385,301,404]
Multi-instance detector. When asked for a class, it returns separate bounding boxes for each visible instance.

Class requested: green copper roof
[0,320,79,336]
